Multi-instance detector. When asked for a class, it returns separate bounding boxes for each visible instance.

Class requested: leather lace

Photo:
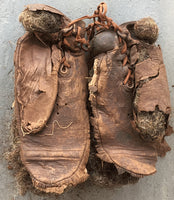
[62,2,132,84]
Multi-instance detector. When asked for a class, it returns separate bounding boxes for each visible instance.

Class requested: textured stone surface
[0,0,174,199]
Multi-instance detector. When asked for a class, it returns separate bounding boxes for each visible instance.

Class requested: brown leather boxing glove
[88,4,172,178]
[14,4,90,194]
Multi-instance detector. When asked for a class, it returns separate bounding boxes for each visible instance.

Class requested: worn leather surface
[89,31,157,176]
[14,29,90,193]
[14,32,59,134]
[134,44,171,114]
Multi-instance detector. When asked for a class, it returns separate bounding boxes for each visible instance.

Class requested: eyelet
[58,64,71,77]
[122,81,134,92]
[60,65,68,74]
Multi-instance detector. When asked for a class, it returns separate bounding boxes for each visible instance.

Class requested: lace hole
[59,64,71,77]
[60,65,68,74]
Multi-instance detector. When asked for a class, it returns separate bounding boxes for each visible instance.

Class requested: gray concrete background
[0,0,174,199]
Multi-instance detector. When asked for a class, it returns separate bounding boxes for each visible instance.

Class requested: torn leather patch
[134,47,171,114]
[133,44,172,153]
